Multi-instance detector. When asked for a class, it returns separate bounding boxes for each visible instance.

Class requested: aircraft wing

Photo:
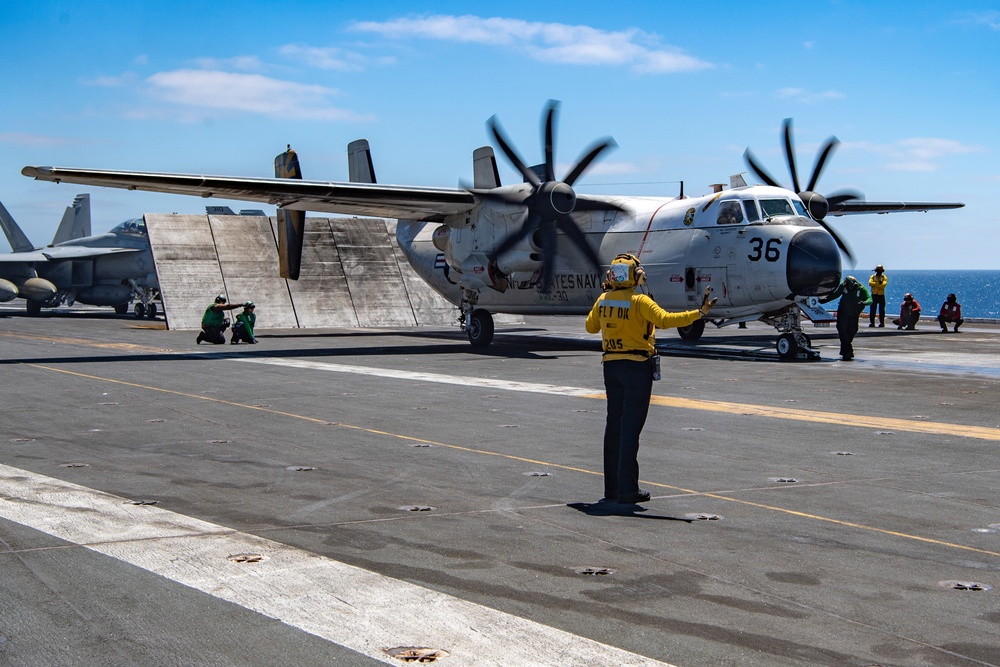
[22,166,479,221]
[0,247,140,263]
[829,200,965,216]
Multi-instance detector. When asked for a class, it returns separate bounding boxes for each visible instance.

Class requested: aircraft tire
[468,308,494,347]
[134,303,146,319]
[114,303,128,315]
[26,300,42,316]
[147,303,158,319]
[677,319,705,341]
[776,333,798,360]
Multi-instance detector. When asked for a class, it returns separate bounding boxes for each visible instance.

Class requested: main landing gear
[459,288,494,347]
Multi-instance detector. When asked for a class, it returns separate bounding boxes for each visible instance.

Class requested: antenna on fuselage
[679,180,684,198]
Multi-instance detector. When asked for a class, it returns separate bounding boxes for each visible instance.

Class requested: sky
[2,0,998,270]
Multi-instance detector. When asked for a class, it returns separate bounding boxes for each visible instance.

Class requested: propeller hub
[540,181,577,216]
[800,191,829,221]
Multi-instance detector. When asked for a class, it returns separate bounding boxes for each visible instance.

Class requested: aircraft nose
[786,229,841,296]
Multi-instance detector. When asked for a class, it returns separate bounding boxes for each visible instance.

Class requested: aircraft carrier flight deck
[1,309,998,667]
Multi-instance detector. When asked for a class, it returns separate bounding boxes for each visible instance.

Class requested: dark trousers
[836,312,860,358]
[938,315,964,331]
[602,359,653,500]
[200,323,228,344]
[869,295,885,325]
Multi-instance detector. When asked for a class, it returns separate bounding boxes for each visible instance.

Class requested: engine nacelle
[18,277,58,301]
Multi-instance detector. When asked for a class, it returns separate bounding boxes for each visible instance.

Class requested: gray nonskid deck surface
[1,311,998,667]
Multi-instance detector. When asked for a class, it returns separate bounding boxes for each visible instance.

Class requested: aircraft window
[743,200,760,223]
[760,198,795,218]
[112,218,146,236]
[792,200,808,217]
[716,200,744,225]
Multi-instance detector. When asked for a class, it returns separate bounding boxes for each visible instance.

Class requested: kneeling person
[197,294,243,344]
[231,302,257,344]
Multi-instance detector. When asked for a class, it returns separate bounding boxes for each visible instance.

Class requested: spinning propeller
[483,101,621,292]
[743,118,859,264]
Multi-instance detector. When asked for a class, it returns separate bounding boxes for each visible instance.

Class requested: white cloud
[776,87,845,104]
[278,45,373,71]
[351,15,713,73]
[144,69,373,121]
[848,138,983,172]
[956,10,1000,30]
[83,72,139,87]
[192,56,265,72]
[0,132,79,147]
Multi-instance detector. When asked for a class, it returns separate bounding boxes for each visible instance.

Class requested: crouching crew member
[585,254,716,504]
[231,301,257,344]
[937,293,964,333]
[196,294,242,344]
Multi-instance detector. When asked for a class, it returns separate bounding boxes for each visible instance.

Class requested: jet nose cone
[786,229,841,296]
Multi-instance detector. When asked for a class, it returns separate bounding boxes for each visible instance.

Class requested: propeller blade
[488,116,540,187]
[557,214,602,273]
[543,101,557,183]
[488,210,539,261]
[827,190,864,212]
[538,219,558,292]
[815,217,855,266]
[806,137,839,193]
[573,195,626,213]
[470,188,532,207]
[563,138,617,187]
[782,118,801,194]
[743,148,781,188]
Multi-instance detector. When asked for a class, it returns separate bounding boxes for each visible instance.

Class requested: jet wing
[0,247,140,262]
[22,166,478,221]
[829,200,965,216]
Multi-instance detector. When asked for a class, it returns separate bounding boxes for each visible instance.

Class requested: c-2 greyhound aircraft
[0,195,160,317]
[22,102,963,357]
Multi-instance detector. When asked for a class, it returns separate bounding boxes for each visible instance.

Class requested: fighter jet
[0,195,160,317]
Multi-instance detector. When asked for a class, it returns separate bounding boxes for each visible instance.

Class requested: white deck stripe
[234,356,599,397]
[0,464,675,667]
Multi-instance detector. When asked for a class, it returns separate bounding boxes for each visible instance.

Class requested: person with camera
[585,253,716,504]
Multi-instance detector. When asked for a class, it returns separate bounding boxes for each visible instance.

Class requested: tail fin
[473,147,501,189]
[348,139,377,184]
[0,199,35,252]
[51,194,91,244]
[274,146,305,280]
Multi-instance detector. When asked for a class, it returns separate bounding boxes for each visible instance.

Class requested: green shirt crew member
[232,302,257,344]
[585,253,716,504]
[196,294,243,345]
[820,276,872,361]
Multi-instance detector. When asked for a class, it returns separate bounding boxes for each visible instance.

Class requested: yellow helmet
[606,254,646,288]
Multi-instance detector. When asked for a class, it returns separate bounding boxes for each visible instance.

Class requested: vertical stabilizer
[473,147,501,189]
[347,139,377,184]
[52,194,91,244]
[274,146,305,280]
[0,199,35,252]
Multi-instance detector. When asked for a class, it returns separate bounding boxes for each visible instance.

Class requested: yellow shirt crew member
[585,290,701,360]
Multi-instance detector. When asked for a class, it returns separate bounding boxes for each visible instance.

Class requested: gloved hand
[699,286,717,316]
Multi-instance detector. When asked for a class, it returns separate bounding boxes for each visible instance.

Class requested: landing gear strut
[763,305,820,360]
[459,288,494,347]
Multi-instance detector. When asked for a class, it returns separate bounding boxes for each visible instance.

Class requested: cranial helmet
[875,264,884,272]
[606,254,646,288]
[904,293,913,300]
[215,294,227,303]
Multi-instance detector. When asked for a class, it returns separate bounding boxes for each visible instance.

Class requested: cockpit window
[743,199,760,223]
[792,199,808,217]
[760,198,795,218]
[716,200,744,225]
[111,218,147,236]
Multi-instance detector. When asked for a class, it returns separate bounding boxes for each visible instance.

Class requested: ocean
[835,270,1000,320]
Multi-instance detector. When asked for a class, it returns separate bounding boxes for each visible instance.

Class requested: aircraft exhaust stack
[274,146,305,281]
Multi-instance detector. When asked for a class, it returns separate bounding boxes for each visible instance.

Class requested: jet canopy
[111,218,146,236]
